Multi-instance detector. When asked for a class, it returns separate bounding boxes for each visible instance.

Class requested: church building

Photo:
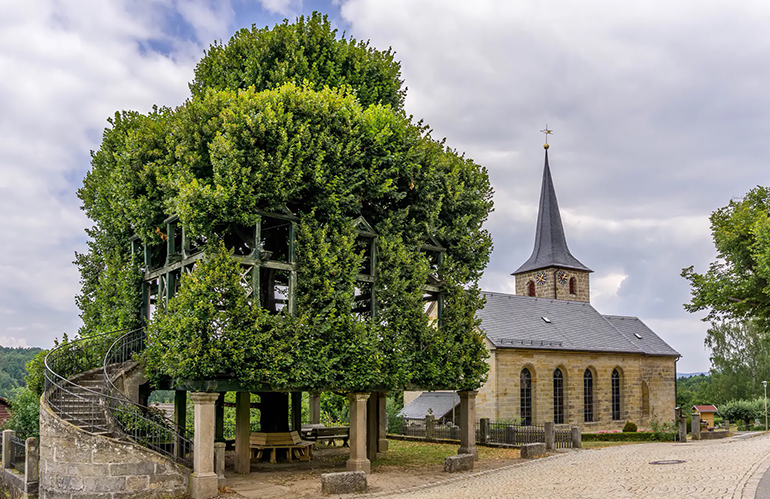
[404,142,679,431]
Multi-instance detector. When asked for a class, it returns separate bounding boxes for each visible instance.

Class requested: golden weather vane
[540,125,553,149]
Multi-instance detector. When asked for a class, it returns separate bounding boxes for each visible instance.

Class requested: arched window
[521,368,532,425]
[553,368,564,424]
[528,281,536,297]
[611,369,621,420]
[569,277,576,294]
[583,369,594,422]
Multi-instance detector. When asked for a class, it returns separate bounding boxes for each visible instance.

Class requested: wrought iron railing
[554,427,572,448]
[44,327,193,469]
[9,436,25,474]
[103,329,193,467]
[487,422,545,445]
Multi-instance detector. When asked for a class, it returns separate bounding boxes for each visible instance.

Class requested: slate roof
[514,149,591,274]
[399,392,459,419]
[478,291,679,357]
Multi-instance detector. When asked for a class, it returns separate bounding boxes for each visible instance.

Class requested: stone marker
[520,442,547,458]
[444,453,475,473]
[321,471,367,494]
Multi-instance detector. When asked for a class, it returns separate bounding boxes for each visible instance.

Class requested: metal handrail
[43,327,193,468]
[102,329,193,466]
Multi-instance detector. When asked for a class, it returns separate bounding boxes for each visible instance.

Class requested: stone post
[479,418,489,444]
[544,421,555,450]
[2,430,14,470]
[25,437,39,484]
[309,392,321,425]
[377,392,389,456]
[571,427,582,448]
[234,391,251,474]
[347,392,371,473]
[214,442,226,487]
[691,413,701,440]
[458,391,478,459]
[191,392,220,499]
[425,415,435,441]
[724,419,730,431]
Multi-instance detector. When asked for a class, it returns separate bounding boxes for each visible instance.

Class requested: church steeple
[513,138,592,302]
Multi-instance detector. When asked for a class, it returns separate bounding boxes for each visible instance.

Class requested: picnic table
[249,431,313,463]
[305,426,350,447]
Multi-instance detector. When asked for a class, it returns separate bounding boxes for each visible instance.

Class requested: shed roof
[478,291,679,357]
[399,392,458,420]
[693,405,718,413]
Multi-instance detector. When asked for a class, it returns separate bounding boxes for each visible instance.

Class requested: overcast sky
[3,0,767,373]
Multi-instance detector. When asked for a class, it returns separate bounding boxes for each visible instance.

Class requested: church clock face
[536,271,547,286]
[557,270,569,285]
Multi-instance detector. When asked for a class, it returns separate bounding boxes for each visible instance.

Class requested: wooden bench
[249,431,314,463]
[308,426,350,447]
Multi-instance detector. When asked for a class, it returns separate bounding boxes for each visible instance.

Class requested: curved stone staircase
[40,329,192,499]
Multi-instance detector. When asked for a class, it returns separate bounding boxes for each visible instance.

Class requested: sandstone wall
[476,348,677,431]
[39,402,189,499]
[514,267,591,303]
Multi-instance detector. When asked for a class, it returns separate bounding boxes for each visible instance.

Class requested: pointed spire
[513,147,591,275]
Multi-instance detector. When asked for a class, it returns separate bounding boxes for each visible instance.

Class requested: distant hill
[0,346,42,399]
[678,371,709,379]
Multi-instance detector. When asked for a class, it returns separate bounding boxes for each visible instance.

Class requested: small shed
[692,405,718,427]
[0,397,11,426]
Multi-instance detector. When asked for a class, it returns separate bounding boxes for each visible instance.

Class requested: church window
[583,369,594,422]
[520,368,532,425]
[611,369,621,420]
[553,369,564,424]
[528,281,536,296]
[569,277,576,295]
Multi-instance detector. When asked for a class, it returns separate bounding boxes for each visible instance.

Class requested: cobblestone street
[361,434,770,499]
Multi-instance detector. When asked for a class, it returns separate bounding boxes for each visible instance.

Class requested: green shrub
[622,421,637,433]
[582,431,676,442]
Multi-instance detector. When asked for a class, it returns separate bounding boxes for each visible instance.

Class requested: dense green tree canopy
[77,15,493,392]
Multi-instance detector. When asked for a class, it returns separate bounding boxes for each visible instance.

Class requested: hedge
[582,431,677,442]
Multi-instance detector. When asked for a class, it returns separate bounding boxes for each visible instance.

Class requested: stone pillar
[2,430,14,469]
[458,391,478,459]
[175,390,188,459]
[691,413,701,440]
[309,392,321,425]
[215,393,225,442]
[347,392,371,473]
[214,442,226,487]
[377,392,389,456]
[724,419,730,431]
[191,392,220,499]
[234,391,251,474]
[366,392,378,462]
[678,413,687,442]
[291,392,302,432]
[479,418,489,444]
[425,415,436,440]
[571,427,582,448]
[544,421,555,450]
[25,437,39,484]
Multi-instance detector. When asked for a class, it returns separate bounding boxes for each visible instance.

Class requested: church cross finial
[540,125,553,149]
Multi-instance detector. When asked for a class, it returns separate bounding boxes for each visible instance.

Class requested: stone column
[691,413,701,440]
[678,413,687,443]
[191,392,220,499]
[309,392,321,425]
[2,430,14,469]
[214,442,226,487]
[234,391,251,474]
[425,415,435,440]
[377,392,389,456]
[25,437,39,484]
[544,421,555,450]
[571,427,582,448]
[347,392,371,473]
[458,391,478,459]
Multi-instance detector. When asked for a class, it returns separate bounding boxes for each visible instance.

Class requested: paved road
[363,434,770,499]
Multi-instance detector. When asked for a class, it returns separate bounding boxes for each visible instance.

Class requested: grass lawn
[372,440,520,469]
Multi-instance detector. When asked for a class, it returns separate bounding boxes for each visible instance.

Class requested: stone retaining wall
[39,402,189,499]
